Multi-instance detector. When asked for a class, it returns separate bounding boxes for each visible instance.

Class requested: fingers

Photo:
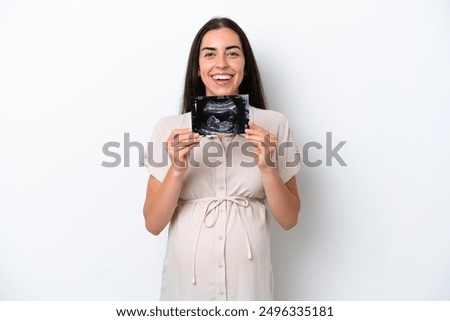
[171,135,200,148]
[168,129,201,150]
[245,122,277,147]
[247,120,259,129]
[245,121,270,137]
[244,122,277,168]
[246,121,262,135]
[168,128,195,141]
[247,120,268,133]
[173,145,197,159]
[165,129,201,171]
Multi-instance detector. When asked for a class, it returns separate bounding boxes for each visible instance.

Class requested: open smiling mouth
[212,74,233,80]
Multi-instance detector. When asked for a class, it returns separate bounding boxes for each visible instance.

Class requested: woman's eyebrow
[201,45,242,51]
[225,45,241,50]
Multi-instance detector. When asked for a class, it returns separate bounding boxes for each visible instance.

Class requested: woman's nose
[215,54,228,68]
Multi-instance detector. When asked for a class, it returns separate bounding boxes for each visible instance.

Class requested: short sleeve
[275,115,301,183]
[143,119,170,182]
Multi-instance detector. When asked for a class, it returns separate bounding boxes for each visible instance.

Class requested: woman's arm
[143,129,200,235]
[259,170,301,230]
[245,121,301,230]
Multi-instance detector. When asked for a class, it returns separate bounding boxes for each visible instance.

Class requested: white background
[1,0,449,300]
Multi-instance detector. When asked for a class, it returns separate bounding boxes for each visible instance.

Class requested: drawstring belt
[177,196,261,285]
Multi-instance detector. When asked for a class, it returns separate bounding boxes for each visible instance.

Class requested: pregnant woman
[143,16,301,300]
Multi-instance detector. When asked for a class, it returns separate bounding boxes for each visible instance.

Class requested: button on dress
[145,107,301,300]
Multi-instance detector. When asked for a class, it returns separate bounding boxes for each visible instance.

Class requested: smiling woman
[143,17,301,301]
[198,28,245,97]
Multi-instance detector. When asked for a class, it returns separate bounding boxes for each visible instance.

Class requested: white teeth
[213,74,232,80]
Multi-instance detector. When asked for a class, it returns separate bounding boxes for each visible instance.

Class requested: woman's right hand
[167,128,200,173]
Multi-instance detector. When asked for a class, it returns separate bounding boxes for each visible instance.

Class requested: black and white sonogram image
[191,94,250,136]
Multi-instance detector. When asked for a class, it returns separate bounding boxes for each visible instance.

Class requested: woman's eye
[204,52,215,57]
[227,52,239,57]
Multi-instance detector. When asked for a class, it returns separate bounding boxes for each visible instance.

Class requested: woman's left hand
[244,121,277,169]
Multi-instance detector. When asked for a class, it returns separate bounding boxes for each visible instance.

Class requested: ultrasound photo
[191,94,250,136]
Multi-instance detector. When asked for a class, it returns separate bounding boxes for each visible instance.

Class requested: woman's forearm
[143,165,186,235]
[144,129,200,235]
[259,167,301,230]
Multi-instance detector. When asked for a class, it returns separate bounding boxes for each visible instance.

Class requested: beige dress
[145,106,300,300]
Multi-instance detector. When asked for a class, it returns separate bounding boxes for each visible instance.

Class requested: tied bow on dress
[178,196,262,285]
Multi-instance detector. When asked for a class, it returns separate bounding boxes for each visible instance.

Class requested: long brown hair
[181,17,267,113]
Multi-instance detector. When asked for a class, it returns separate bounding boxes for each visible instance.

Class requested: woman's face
[198,27,245,96]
